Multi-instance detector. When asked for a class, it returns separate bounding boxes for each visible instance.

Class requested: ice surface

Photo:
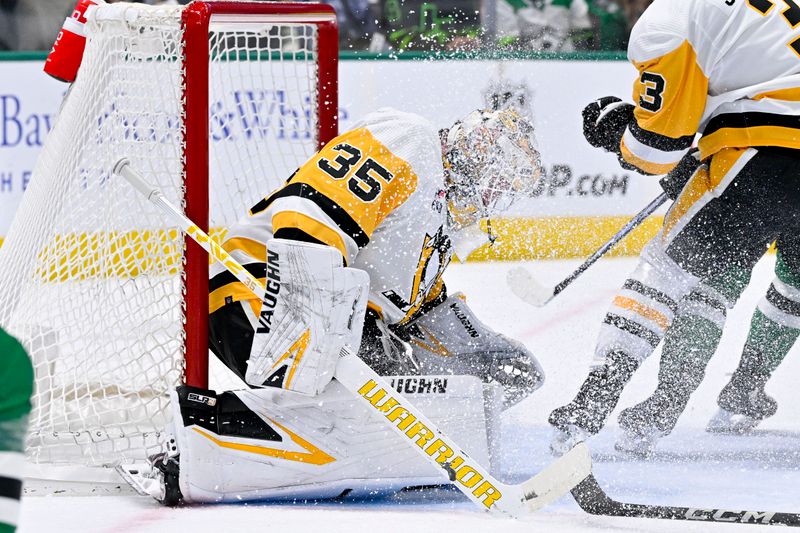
[20,256,800,532]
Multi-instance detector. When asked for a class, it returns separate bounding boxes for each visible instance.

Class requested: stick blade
[519,442,592,512]
[507,266,554,307]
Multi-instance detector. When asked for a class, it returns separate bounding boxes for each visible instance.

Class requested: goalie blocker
[242,239,369,396]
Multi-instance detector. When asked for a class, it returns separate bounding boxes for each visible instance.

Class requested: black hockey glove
[582,96,635,153]
[659,148,702,200]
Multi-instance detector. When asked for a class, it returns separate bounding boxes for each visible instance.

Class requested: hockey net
[0,1,337,475]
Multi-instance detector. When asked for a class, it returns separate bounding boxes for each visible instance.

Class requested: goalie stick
[572,474,800,527]
[113,158,591,518]
[507,192,668,307]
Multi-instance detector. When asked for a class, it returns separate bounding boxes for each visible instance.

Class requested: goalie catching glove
[359,293,545,409]
[245,239,369,396]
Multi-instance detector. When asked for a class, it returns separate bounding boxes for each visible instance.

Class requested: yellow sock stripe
[612,295,670,330]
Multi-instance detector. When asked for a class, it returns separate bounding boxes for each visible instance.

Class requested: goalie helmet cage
[0,1,338,483]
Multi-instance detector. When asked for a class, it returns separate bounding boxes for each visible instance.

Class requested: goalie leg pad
[169,377,498,504]
[246,239,369,395]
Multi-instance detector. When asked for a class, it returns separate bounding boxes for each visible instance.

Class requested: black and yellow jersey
[619,0,800,175]
[210,108,458,326]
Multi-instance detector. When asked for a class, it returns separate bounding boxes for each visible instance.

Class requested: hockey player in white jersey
[147,107,545,504]
[547,0,800,455]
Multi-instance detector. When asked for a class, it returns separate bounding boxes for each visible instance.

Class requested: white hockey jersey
[210,108,462,326]
[619,0,800,174]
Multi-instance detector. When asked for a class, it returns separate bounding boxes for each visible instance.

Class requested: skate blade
[115,463,164,499]
[550,424,590,457]
[614,429,665,458]
[706,408,760,434]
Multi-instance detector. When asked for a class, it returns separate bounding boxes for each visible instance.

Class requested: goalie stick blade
[507,267,553,307]
[517,442,592,512]
[571,474,800,527]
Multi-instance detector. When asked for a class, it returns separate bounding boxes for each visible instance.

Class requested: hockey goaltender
[127,107,547,505]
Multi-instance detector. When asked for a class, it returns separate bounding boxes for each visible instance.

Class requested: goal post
[0,1,338,474]
[181,1,339,390]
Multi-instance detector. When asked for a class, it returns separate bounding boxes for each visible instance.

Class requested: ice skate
[549,421,591,457]
[614,419,668,458]
[614,385,690,457]
[706,369,777,433]
[706,408,763,434]
[706,386,776,433]
[548,351,639,456]
[116,433,182,506]
[547,400,602,457]
[548,396,612,457]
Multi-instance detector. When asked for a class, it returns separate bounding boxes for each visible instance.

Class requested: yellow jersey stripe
[222,237,266,264]
[291,128,419,238]
[699,125,800,159]
[753,87,800,101]
[272,211,350,264]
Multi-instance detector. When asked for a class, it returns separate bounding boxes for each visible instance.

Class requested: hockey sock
[740,310,800,377]
[620,266,749,434]
[716,250,800,417]
[0,329,34,533]
[628,313,721,433]
[718,308,798,419]
[734,248,800,380]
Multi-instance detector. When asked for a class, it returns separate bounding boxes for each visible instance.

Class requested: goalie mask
[442,108,543,231]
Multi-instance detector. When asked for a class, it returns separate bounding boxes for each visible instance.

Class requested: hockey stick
[114,158,591,517]
[507,192,668,307]
[572,474,800,527]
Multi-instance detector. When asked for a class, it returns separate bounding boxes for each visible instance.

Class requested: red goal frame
[181,2,339,388]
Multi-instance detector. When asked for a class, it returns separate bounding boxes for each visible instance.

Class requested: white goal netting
[0,2,328,469]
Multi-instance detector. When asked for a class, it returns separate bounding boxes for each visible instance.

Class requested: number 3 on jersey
[639,72,666,112]
[318,143,394,202]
